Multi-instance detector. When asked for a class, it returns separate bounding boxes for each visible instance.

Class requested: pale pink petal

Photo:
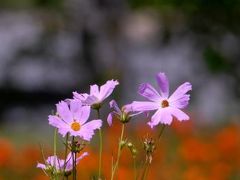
[82,95,99,105]
[65,153,74,171]
[47,156,64,170]
[156,72,169,98]
[73,92,89,101]
[99,80,119,100]
[168,107,189,121]
[58,126,71,137]
[107,113,113,126]
[48,115,68,128]
[66,152,73,162]
[76,152,88,162]
[78,120,102,141]
[37,163,46,169]
[148,108,173,128]
[122,104,132,113]
[71,103,91,124]
[129,101,159,112]
[56,101,72,123]
[169,94,190,109]
[70,99,82,114]
[65,152,88,171]
[138,83,162,102]
[169,82,192,103]
[109,100,121,113]
[90,84,100,96]
[48,115,70,137]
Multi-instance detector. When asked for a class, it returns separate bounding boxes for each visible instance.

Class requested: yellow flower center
[71,121,81,131]
[161,100,169,108]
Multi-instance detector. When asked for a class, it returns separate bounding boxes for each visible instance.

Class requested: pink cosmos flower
[73,80,119,107]
[129,72,192,127]
[48,100,102,141]
[107,100,141,126]
[37,152,88,172]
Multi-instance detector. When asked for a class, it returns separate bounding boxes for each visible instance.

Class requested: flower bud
[120,112,131,124]
[120,140,127,149]
[143,137,156,164]
[91,103,101,110]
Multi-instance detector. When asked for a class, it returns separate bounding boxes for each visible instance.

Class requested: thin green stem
[71,137,76,180]
[111,124,125,180]
[133,158,137,180]
[53,128,60,180]
[63,133,69,173]
[74,152,77,178]
[97,109,103,179]
[157,125,166,142]
[54,128,57,164]
[141,162,150,180]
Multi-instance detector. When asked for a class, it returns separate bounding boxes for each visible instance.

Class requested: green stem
[72,137,76,180]
[157,125,166,142]
[141,162,150,180]
[54,128,57,165]
[53,128,60,180]
[111,124,125,180]
[63,133,69,173]
[133,158,137,180]
[74,152,77,178]
[97,109,103,179]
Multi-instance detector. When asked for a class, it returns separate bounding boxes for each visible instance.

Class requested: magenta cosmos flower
[73,80,119,107]
[48,100,102,141]
[37,152,88,173]
[107,100,141,126]
[130,72,192,127]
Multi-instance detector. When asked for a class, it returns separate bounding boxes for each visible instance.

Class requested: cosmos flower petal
[56,101,72,123]
[48,115,67,129]
[148,108,173,128]
[69,99,82,114]
[45,156,64,170]
[109,100,121,113]
[107,113,113,126]
[169,94,190,109]
[169,107,189,121]
[73,105,91,124]
[65,152,88,171]
[78,120,102,141]
[73,92,89,102]
[37,152,86,173]
[169,82,192,103]
[82,95,99,105]
[156,72,169,98]
[122,104,132,113]
[76,152,88,162]
[36,163,46,169]
[99,80,119,100]
[58,127,71,137]
[129,101,159,112]
[138,83,161,102]
[90,84,99,96]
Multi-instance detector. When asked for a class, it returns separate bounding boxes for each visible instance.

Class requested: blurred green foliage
[203,47,232,73]
[129,0,240,33]
[0,0,63,9]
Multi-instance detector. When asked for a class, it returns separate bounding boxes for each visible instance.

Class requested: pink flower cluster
[49,80,119,141]
[48,73,192,140]
[38,72,192,177]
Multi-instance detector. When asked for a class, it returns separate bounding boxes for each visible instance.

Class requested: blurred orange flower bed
[1,119,240,180]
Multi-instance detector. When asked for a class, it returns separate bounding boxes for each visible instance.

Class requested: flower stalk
[111,124,125,180]
[71,137,77,180]
[96,108,103,179]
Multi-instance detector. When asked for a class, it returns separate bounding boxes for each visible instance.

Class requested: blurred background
[0,0,240,179]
